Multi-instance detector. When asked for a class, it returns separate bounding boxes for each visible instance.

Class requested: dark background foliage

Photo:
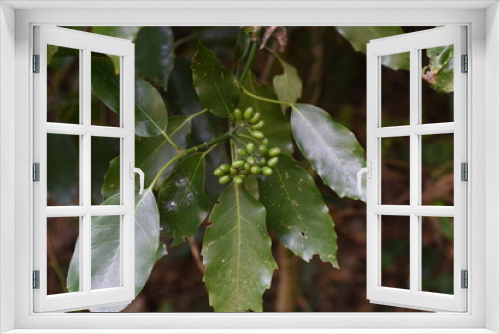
[46,26,453,312]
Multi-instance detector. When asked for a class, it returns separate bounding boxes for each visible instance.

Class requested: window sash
[366,26,467,312]
[32,26,136,313]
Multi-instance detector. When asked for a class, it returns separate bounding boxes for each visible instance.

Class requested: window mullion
[81,47,92,294]
[409,48,420,294]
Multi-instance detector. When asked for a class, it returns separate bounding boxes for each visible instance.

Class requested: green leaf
[271,51,303,105]
[91,27,141,73]
[90,54,169,137]
[47,134,78,205]
[202,184,277,312]
[166,57,229,202]
[422,45,454,93]
[91,54,120,113]
[291,104,366,201]
[67,189,162,312]
[47,45,59,65]
[102,116,192,200]
[135,78,169,137]
[135,27,175,89]
[158,153,210,246]
[239,74,294,154]
[335,27,409,71]
[258,155,338,266]
[192,42,239,117]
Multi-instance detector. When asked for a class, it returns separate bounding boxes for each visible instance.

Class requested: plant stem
[147,155,184,191]
[241,86,293,108]
[181,132,233,156]
[238,41,258,85]
[236,133,261,146]
[275,243,298,312]
[163,109,209,151]
[147,131,233,190]
[187,237,205,274]
[162,132,181,151]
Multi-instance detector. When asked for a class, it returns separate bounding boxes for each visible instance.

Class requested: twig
[187,237,205,274]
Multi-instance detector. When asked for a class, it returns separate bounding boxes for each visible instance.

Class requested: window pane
[381,215,410,290]
[381,136,410,205]
[381,52,410,127]
[47,134,80,206]
[91,52,120,127]
[47,217,80,295]
[421,133,454,206]
[421,216,454,294]
[47,45,80,124]
[421,45,454,124]
[91,137,121,205]
[91,215,122,290]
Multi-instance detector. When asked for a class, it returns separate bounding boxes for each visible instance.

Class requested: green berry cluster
[215,107,281,185]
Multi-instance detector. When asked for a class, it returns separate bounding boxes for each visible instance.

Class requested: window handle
[130,162,145,195]
[357,162,371,195]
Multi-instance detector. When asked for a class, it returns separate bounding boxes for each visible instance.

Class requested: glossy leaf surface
[192,42,239,117]
[91,54,120,113]
[135,27,175,89]
[422,45,454,93]
[167,57,229,202]
[202,184,277,312]
[158,153,209,246]
[102,116,191,200]
[336,26,409,71]
[240,74,294,154]
[272,52,303,104]
[67,190,162,312]
[291,104,366,201]
[258,155,338,266]
[134,78,169,137]
[90,54,170,137]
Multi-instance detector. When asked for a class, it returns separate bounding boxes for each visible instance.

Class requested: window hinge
[461,54,468,73]
[33,54,40,73]
[461,162,468,181]
[461,270,468,289]
[33,163,40,182]
[33,270,40,289]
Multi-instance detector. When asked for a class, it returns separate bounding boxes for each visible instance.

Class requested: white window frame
[0,1,499,333]
[366,26,467,312]
[33,26,136,312]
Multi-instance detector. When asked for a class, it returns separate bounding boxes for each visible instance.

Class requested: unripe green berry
[230,167,238,175]
[268,147,281,157]
[243,107,254,120]
[214,168,223,176]
[267,157,279,167]
[219,175,231,184]
[259,145,268,155]
[250,131,264,139]
[237,148,247,157]
[240,174,247,180]
[251,120,265,130]
[240,168,250,175]
[233,176,244,185]
[246,143,255,154]
[262,138,269,147]
[262,166,273,176]
[258,158,267,166]
[232,160,245,168]
[250,166,261,175]
[246,156,256,165]
[249,112,261,124]
[220,164,230,173]
[234,108,243,120]
[244,163,251,172]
